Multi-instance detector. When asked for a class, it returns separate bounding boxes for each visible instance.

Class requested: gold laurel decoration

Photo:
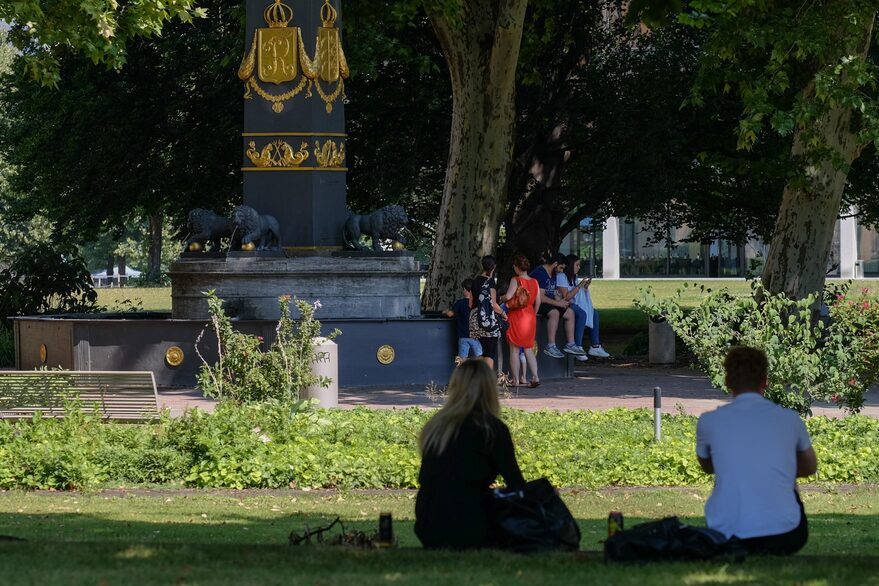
[165,346,184,367]
[314,139,345,167]
[247,140,309,167]
[248,75,311,113]
[39,344,47,364]
[314,78,345,113]
[376,345,395,365]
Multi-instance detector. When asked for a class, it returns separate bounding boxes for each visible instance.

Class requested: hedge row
[0,403,876,490]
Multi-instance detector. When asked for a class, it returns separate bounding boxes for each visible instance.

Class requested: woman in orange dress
[504,254,540,388]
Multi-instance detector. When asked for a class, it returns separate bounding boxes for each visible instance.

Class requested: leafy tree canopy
[3,0,205,86]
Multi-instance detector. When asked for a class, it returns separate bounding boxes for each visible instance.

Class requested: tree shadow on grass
[0,512,876,586]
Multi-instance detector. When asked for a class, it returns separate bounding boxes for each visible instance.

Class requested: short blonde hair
[418,359,500,456]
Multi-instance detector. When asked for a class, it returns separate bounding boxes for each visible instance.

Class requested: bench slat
[0,371,159,421]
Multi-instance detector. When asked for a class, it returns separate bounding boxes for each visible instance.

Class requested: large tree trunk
[762,19,873,300]
[146,212,163,283]
[421,0,529,311]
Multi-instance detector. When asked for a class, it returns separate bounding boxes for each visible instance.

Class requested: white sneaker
[543,345,565,359]
[562,343,586,356]
[575,354,589,362]
[588,345,610,358]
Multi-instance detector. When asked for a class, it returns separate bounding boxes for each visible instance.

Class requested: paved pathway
[158,363,879,418]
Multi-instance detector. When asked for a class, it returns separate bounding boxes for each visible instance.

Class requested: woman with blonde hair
[415,359,525,549]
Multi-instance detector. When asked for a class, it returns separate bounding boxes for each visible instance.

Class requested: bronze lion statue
[342,205,409,252]
[186,208,234,251]
[231,205,281,251]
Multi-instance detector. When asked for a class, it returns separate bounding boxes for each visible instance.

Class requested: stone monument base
[169,253,422,320]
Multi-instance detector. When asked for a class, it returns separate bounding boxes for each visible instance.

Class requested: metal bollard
[653,386,662,442]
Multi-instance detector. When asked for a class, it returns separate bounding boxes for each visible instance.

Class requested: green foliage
[636,281,878,414]
[0,326,14,367]
[0,240,98,323]
[0,0,243,249]
[1,402,877,491]
[1,0,205,86]
[197,292,340,405]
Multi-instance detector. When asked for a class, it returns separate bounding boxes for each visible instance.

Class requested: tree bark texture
[421,0,529,311]
[761,19,874,300]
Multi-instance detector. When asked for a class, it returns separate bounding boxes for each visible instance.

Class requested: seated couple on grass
[414,347,817,555]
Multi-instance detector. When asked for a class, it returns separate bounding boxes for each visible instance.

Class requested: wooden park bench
[0,371,159,421]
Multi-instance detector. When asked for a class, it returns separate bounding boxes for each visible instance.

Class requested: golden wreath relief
[376,345,396,365]
[165,346,185,367]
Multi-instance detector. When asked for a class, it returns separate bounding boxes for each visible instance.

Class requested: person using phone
[556,254,610,361]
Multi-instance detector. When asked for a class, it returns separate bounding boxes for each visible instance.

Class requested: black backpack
[490,478,581,553]
[604,517,747,563]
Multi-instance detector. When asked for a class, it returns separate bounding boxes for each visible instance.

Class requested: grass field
[0,487,876,585]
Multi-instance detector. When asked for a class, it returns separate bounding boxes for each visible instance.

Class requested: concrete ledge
[170,255,422,320]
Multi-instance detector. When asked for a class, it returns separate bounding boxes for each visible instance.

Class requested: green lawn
[0,488,877,585]
[97,287,173,312]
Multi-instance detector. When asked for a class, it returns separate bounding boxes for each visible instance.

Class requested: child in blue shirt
[444,278,483,361]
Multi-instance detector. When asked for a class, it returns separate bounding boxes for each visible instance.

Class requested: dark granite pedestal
[169,253,422,320]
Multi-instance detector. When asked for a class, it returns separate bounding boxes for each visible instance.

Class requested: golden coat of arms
[239,0,349,114]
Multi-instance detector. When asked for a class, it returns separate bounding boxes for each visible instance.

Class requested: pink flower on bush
[848,379,858,387]
[831,394,841,403]
[836,293,845,301]
[257,335,264,342]
[862,301,871,310]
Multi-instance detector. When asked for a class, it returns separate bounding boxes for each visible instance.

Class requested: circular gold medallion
[376,345,395,365]
[165,346,185,367]
[39,344,47,364]
[188,242,203,252]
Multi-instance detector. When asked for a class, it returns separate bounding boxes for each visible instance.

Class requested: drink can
[378,512,394,546]
[608,511,624,537]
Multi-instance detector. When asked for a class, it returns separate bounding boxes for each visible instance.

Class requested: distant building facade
[562,211,879,279]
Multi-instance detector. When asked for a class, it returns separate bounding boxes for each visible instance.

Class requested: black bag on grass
[490,478,581,553]
[604,516,747,563]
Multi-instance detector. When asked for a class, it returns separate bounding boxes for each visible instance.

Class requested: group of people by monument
[444,252,610,387]
[415,347,817,556]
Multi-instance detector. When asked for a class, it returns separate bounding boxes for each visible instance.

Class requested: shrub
[196,291,340,404]
[0,240,97,323]
[636,281,877,415]
[0,326,14,367]
[1,403,877,491]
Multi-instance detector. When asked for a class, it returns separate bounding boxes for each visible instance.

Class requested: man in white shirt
[696,346,818,555]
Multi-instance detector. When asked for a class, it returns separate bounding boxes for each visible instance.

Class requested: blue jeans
[458,337,483,359]
[571,305,600,347]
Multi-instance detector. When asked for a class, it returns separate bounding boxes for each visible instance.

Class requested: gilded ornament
[238,0,319,113]
[188,242,203,252]
[376,345,395,365]
[314,139,345,167]
[165,346,185,367]
[391,240,406,251]
[311,0,349,113]
[247,140,309,167]
[241,242,257,251]
[39,344,47,364]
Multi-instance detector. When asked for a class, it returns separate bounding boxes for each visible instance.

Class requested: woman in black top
[415,359,526,549]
